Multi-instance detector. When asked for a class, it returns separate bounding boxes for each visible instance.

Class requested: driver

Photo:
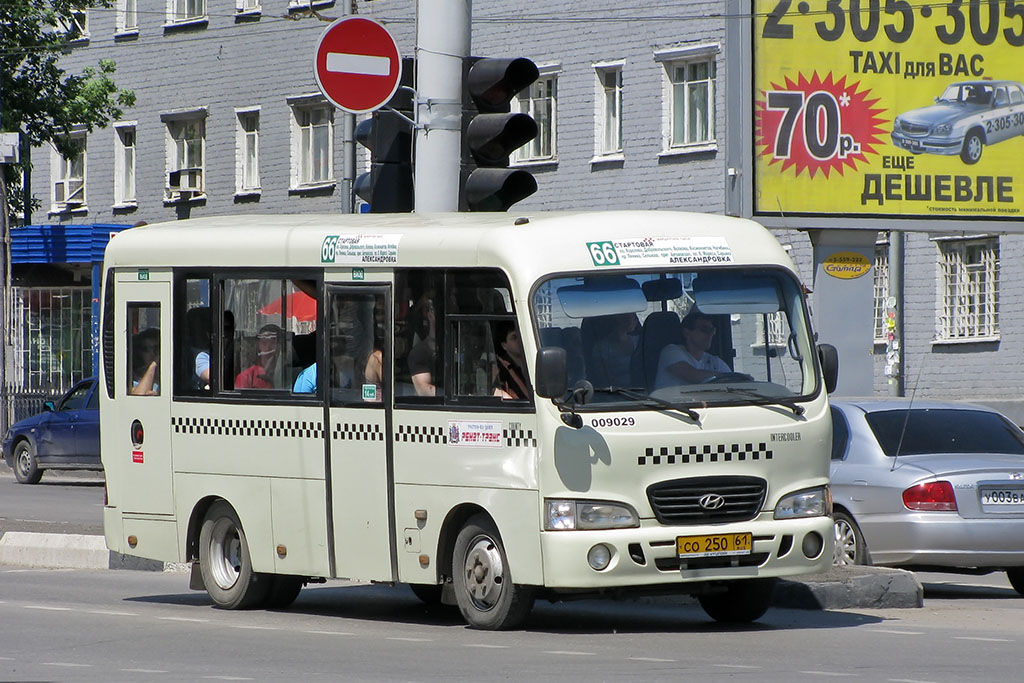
[654,310,733,388]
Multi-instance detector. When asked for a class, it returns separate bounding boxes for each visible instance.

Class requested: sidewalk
[0,529,923,609]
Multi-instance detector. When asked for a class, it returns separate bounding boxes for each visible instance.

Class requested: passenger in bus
[408,298,437,396]
[130,328,160,396]
[493,321,528,400]
[234,324,283,389]
[654,310,732,388]
[590,313,639,387]
[194,311,234,390]
[293,336,354,394]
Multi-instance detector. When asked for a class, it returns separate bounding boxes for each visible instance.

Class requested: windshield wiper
[723,387,805,416]
[595,386,701,422]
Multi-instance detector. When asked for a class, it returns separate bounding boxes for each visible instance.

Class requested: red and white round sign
[313,16,402,114]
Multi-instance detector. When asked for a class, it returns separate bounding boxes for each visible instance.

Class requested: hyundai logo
[698,493,726,510]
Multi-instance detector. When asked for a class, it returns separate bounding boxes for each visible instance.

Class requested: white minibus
[100,211,838,629]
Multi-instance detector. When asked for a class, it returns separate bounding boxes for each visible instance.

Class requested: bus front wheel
[452,515,534,630]
[199,501,269,609]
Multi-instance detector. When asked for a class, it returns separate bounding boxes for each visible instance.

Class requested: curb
[0,531,179,572]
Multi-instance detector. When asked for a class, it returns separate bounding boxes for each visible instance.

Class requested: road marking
[633,657,677,663]
[385,636,432,642]
[953,636,1012,642]
[305,630,355,636]
[889,678,941,683]
[716,664,761,669]
[24,605,73,611]
[122,669,169,674]
[543,650,596,656]
[326,53,391,77]
[42,662,92,668]
[89,609,138,616]
[0,657,15,661]
[801,672,857,677]
[871,629,924,635]
[229,624,280,631]
[202,677,253,681]
[463,644,510,649]
[158,616,209,623]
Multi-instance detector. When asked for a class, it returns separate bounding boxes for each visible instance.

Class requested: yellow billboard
[753,0,1024,219]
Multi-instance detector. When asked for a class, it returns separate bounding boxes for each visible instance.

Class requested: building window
[658,49,717,149]
[117,0,138,33]
[513,73,557,162]
[236,110,260,193]
[65,7,89,41]
[236,0,261,13]
[595,64,623,156]
[114,124,136,205]
[52,133,86,212]
[172,0,206,22]
[873,242,890,343]
[164,115,205,199]
[291,103,333,186]
[936,237,999,341]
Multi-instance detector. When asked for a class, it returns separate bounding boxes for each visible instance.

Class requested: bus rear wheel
[452,515,534,630]
[199,501,269,609]
[698,578,776,623]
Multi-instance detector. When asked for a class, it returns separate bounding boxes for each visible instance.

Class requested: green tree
[1,0,136,217]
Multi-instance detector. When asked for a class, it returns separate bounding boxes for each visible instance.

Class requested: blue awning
[10,223,134,264]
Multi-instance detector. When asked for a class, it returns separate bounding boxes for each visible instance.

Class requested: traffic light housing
[460,57,540,212]
[355,57,414,212]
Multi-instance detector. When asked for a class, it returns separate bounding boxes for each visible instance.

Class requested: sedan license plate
[677,532,752,558]
[980,488,1024,505]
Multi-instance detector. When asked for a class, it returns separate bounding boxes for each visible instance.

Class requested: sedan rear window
[865,409,1024,456]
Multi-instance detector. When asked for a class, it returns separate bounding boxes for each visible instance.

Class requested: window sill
[931,335,1000,346]
[111,201,138,210]
[235,9,262,21]
[288,0,335,13]
[163,18,209,32]
[590,153,624,167]
[512,158,557,170]
[659,142,718,158]
[48,205,89,217]
[234,189,262,200]
[289,181,336,195]
[114,29,139,41]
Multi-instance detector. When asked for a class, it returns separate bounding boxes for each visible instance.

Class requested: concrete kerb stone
[0,531,183,572]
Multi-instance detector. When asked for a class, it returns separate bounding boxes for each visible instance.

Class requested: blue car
[891,80,1024,165]
[1,378,101,484]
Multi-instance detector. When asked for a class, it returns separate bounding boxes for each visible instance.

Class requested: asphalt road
[0,568,1020,683]
[0,462,105,535]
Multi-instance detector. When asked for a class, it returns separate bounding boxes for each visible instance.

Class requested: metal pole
[888,231,905,397]
[414,0,470,212]
[340,2,354,213]
[0,169,9,437]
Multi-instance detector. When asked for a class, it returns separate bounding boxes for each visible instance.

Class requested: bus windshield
[532,268,818,407]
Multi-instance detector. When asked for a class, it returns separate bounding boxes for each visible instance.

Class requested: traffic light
[355,57,414,212]
[460,57,540,212]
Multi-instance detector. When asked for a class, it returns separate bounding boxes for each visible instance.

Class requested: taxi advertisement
[753,0,1024,220]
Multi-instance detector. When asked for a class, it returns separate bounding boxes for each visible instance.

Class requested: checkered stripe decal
[504,428,537,448]
[172,416,323,439]
[396,424,447,444]
[332,422,384,441]
[637,442,773,466]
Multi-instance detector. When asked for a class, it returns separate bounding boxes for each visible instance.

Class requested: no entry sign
[313,16,402,114]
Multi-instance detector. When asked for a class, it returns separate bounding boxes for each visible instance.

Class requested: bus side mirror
[534,347,568,399]
[818,343,839,394]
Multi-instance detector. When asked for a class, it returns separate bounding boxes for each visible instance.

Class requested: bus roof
[103,211,795,287]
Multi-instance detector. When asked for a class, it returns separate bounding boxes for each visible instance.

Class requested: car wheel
[960,130,984,164]
[1007,568,1024,596]
[698,578,776,623]
[13,442,43,485]
[833,511,867,566]
[264,575,304,609]
[452,514,534,630]
[198,501,269,609]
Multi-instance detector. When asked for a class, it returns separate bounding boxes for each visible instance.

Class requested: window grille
[873,243,890,342]
[8,287,93,394]
[936,238,999,341]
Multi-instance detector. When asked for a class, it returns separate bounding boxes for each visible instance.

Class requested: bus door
[325,284,396,581]
[114,273,173,515]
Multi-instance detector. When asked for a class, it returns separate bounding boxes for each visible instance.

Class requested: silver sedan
[830,398,1024,594]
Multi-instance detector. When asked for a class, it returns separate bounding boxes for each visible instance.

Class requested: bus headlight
[545,499,640,530]
[774,486,832,519]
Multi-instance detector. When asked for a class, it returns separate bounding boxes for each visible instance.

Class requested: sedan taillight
[903,481,957,511]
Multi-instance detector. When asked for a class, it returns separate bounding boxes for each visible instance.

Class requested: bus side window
[176,277,211,395]
[127,303,161,396]
[395,270,444,400]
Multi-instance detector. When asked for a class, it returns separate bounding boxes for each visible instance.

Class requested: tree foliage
[1,0,136,216]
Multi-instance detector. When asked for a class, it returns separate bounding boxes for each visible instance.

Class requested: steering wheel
[702,372,754,384]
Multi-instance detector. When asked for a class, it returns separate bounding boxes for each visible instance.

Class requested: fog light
[802,531,824,559]
[587,544,612,571]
